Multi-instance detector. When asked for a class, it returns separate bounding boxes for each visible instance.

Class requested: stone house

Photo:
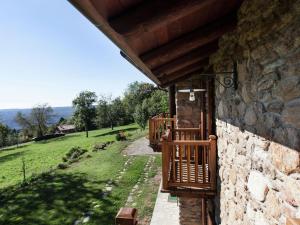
[69,0,300,224]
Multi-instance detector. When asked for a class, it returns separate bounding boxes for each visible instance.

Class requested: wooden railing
[149,113,176,151]
[161,129,217,193]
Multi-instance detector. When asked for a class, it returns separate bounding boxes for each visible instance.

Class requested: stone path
[73,156,136,225]
[125,155,156,207]
[124,137,160,156]
[150,182,180,225]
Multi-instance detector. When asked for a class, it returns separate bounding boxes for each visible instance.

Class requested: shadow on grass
[0,144,28,152]
[0,173,121,225]
[36,134,82,144]
[0,151,25,163]
[93,127,138,138]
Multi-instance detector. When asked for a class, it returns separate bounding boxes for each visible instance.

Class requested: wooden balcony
[148,113,176,151]
[161,129,217,197]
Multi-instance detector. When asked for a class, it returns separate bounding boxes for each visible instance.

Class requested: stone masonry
[176,76,205,225]
[174,0,300,224]
[210,0,300,224]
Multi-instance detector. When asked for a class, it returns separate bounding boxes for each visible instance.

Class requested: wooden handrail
[149,114,176,151]
[161,134,217,192]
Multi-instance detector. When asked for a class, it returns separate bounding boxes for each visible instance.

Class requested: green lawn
[0,124,161,225]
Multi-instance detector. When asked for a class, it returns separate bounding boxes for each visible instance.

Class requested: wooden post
[161,136,170,190]
[209,135,217,190]
[201,198,207,225]
[168,85,176,117]
[207,78,213,136]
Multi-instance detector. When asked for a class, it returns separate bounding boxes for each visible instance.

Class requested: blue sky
[0,1,152,109]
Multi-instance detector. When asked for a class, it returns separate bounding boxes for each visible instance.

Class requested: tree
[147,90,169,117]
[96,95,127,130]
[72,91,97,138]
[0,123,9,147]
[15,104,54,138]
[123,82,157,120]
[133,100,149,130]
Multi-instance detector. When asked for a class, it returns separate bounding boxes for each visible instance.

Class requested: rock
[269,142,300,174]
[275,76,300,101]
[282,99,300,128]
[254,212,269,225]
[245,106,257,126]
[247,171,269,202]
[265,190,281,219]
[266,100,284,113]
[282,178,300,207]
[229,168,237,185]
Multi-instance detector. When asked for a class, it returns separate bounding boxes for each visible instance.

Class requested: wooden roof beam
[159,58,209,83]
[109,0,216,36]
[141,13,237,69]
[154,41,218,77]
[161,70,204,88]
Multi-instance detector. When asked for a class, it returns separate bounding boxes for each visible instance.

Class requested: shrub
[93,143,107,151]
[57,163,69,169]
[60,146,88,166]
[116,131,126,141]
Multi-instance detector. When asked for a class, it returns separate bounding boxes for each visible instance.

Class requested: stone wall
[176,76,203,128]
[176,76,204,225]
[210,0,300,224]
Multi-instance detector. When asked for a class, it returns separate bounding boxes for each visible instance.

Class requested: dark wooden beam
[161,70,202,88]
[168,85,176,117]
[162,59,208,81]
[141,13,236,69]
[109,0,216,36]
[154,41,218,77]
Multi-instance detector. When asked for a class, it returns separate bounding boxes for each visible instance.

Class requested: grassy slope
[0,124,138,188]
[0,124,161,225]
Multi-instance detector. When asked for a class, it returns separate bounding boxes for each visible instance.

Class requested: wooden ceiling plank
[141,13,237,69]
[154,41,218,77]
[109,0,216,36]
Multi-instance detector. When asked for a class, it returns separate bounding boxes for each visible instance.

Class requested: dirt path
[124,137,160,156]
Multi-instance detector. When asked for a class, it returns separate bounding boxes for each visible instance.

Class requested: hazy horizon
[0,1,152,109]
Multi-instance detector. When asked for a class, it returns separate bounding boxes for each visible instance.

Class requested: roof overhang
[68,0,243,87]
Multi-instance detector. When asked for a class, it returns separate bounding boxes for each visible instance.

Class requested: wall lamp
[178,88,206,102]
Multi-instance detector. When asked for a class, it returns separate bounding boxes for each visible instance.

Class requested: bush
[61,146,88,166]
[93,141,115,152]
[57,163,69,169]
[116,131,126,141]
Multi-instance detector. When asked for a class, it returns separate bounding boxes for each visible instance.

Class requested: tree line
[0,82,168,147]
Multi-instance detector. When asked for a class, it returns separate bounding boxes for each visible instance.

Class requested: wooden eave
[68,0,243,87]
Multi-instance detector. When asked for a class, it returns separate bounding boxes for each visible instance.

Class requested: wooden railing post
[149,117,153,143]
[209,135,217,190]
[161,139,169,190]
[161,130,172,191]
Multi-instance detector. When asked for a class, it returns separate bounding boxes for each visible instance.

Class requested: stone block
[269,142,300,174]
[282,99,300,128]
[244,106,257,126]
[265,190,281,219]
[247,171,269,202]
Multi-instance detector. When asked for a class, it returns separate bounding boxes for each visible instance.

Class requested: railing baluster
[195,145,198,183]
[179,144,182,183]
[172,144,176,182]
[203,145,206,184]
[187,144,191,183]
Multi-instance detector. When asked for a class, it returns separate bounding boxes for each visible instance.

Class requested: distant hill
[0,106,74,129]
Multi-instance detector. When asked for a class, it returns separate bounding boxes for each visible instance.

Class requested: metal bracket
[198,62,238,90]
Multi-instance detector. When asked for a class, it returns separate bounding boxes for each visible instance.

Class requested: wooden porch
[160,128,217,196]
